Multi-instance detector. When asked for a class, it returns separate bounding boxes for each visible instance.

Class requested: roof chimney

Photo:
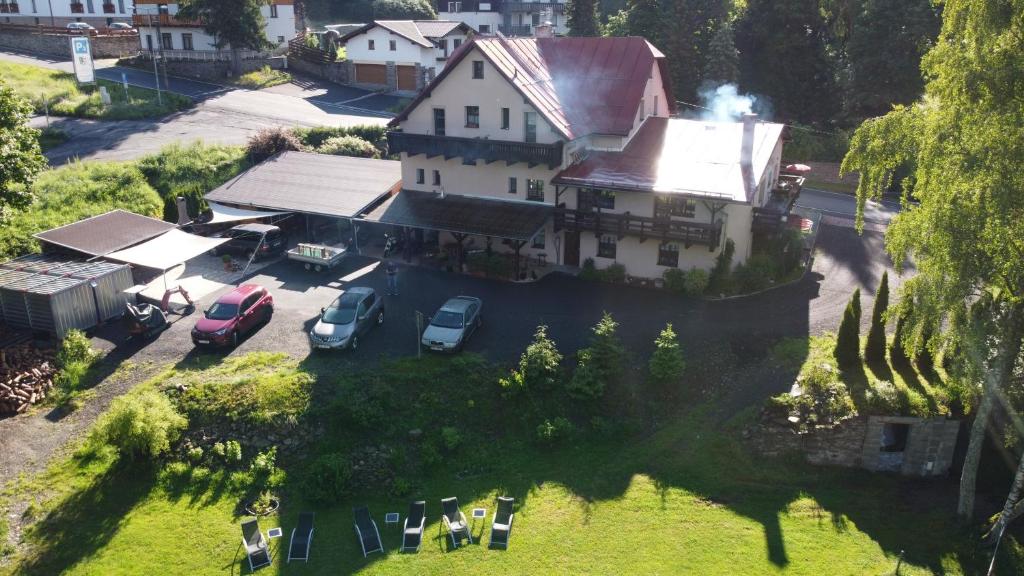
[534,21,553,38]
[740,113,757,200]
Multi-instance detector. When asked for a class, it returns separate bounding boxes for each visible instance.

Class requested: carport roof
[33,209,177,257]
[204,152,401,218]
[362,190,551,242]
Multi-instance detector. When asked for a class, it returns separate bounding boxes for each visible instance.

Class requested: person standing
[385,260,399,296]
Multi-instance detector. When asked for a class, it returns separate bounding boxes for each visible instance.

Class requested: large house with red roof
[375,32,802,280]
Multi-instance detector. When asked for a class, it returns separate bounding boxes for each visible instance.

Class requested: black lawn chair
[240,518,271,573]
[353,505,384,557]
[287,511,315,563]
[441,497,472,548]
[402,501,426,552]
[490,496,515,549]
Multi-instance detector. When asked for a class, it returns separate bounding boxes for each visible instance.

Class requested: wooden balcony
[387,131,563,169]
[554,207,723,250]
[505,2,565,13]
[132,13,203,28]
[498,24,533,36]
[752,174,805,232]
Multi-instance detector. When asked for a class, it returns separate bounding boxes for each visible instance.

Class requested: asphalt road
[797,187,900,224]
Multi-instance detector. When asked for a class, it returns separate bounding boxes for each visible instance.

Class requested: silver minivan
[421,296,482,353]
[309,287,384,350]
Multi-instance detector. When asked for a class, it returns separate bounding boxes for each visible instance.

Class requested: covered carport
[204,151,402,251]
[361,190,552,279]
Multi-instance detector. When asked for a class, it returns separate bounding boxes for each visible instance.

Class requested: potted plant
[244,489,280,517]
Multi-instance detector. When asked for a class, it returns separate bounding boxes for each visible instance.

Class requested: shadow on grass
[16,458,155,576]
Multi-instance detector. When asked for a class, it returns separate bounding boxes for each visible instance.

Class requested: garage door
[396,65,417,91]
[355,64,387,86]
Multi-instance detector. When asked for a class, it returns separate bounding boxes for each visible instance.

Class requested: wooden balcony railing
[505,2,565,13]
[498,24,532,36]
[752,174,805,233]
[132,13,203,28]
[554,207,723,249]
[387,131,563,169]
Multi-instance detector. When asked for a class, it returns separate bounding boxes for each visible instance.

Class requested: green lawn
[0,347,1005,576]
[0,60,191,120]
[230,66,293,90]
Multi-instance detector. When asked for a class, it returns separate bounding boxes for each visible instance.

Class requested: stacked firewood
[0,344,56,415]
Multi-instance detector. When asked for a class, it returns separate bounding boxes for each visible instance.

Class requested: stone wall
[747,414,960,477]
[0,27,139,58]
[287,56,350,85]
[124,55,285,82]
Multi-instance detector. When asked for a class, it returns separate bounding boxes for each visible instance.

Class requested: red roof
[553,116,786,203]
[391,36,675,140]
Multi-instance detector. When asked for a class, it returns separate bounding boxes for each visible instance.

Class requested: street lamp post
[46,0,54,26]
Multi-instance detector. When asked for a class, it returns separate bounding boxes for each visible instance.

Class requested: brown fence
[288,32,335,64]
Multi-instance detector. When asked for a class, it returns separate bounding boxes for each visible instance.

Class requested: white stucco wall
[262,4,295,45]
[439,10,500,33]
[137,1,294,50]
[345,26,428,66]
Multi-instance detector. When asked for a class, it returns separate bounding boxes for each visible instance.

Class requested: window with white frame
[597,235,617,259]
[448,1,461,12]
[657,242,679,267]
[416,168,425,184]
[465,105,479,128]
[182,33,193,50]
[532,227,545,249]
[526,179,544,202]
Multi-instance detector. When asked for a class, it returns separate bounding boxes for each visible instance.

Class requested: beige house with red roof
[374,33,802,280]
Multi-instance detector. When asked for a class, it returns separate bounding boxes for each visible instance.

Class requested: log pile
[0,344,56,415]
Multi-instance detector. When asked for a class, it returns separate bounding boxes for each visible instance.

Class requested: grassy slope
[1,353,1000,576]
[0,60,191,120]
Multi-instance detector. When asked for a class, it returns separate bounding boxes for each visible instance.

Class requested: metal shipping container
[0,256,134,337]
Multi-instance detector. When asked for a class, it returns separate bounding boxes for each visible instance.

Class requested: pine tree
[833,289,861,368]
[864,271,889,363]
[566,0,600,37]
[568,312,624,399]
[649,323,685,389]
[623,0,666,49]
[702,20,738,85]
[889,301,911,367]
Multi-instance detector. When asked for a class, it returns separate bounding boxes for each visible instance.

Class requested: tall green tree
[567,0,601,36]
[177,0,273,75]
[734,0,839,124]
[842,0,1024,523]
[622,0,666,49]
[843,0,941,121]
[864,271,889,363]
[833,288,861,368]
[702,20,738,85]
[373,0,437,20]
[0,82,44,220]
[649,323,685,389]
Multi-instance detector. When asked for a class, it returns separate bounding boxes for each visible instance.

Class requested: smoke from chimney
[699,84,763,122]
[534,21,553,38]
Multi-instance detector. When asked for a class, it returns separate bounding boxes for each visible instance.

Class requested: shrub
[250,446,277,476]
[707,238,735,294]
[224,440,243,463]
[567,348,603,399]
[602,262,626,283]
[579,257,599,281]
[317,135,381,158]
[304,452,352,504]
[683,267,709,296]
[536,416,573,444]
[234,66,291,89]
[779,228,805,275]
[792,364,855,426]
[662,268,686,292]
[648,323,685,389]
[733,254,778,293]
[93,390,187,461]
[246,127,303,163]
[333,377,393,430]
[175,362,313,428]
[500,325,563,395]
[441,426,462,451]
[211,441,225,459]
[292,124,387,151]
[187,446,204,463]
[833,289,862,368]
[54,329,98,393]
[373,0,437,19]
[890,301,912,366]
[864,271,889,363]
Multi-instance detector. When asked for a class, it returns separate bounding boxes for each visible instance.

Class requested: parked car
[209,224,287,260]
[107,22,134,30]
[309,287,384,350]
[421,296,482,353]
[66,22,96,30]
[191,284,273,348]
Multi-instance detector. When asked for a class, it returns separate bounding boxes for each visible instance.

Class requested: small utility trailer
[286,243,347,272]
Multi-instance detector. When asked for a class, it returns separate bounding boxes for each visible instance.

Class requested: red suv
[191,284,274,347]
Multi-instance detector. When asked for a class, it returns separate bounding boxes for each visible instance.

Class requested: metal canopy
[206,203,290,224]
[363,190,551,242]
[33,209,176,257]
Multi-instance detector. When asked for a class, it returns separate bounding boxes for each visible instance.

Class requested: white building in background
[134,0,295,53]
[340,20,474,92]
[376,33,803,280]
[436,0,567,36]
[0,0,131,28]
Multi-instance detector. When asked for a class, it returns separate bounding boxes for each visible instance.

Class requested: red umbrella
[784,163,812,173]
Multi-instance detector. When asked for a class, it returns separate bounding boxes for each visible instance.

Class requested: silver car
[309,287,384,350]
[421,296,482,353]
